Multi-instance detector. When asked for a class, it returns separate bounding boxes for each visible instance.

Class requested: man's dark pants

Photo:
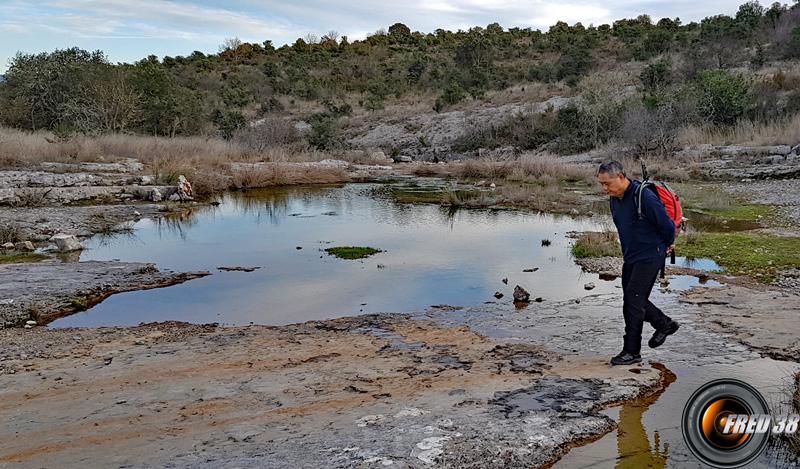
[621,258,672,354]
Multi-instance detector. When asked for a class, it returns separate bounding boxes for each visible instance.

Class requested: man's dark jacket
[610,179,676,264]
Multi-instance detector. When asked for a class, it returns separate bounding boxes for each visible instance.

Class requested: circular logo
[682,379,771,468]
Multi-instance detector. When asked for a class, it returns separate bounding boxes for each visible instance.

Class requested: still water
[53,183,631,327]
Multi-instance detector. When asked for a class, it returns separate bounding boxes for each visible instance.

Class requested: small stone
[494,292,504,299]
[489,182,496,189]
[296,246,302,250]
[133,210,141,217]
[168,193,181,201]
[534,297,543,302]
[1,242,13,250]
[14,241,35,251]
[24,324,32,329]
[575,298,581,304]
[523,268,539,272]
[501,278,508,284]
[118,193,134,200]
[25,320,36,326]
[513,285,530,303]
[475,180,487,187]
[584,282,595,290]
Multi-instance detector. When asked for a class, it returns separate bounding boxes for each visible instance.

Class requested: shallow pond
[53,182,630,327]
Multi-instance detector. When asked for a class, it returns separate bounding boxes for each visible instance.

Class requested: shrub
[233,118,299,152]
[307,114,343,150]
[433,83,467,112]
[621,105,682,156]
[696,70,752,125]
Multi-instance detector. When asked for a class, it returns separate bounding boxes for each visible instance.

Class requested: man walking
[597,161,680,366]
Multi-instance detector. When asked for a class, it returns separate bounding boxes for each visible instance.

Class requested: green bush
[696,70,751,125]
[433,83,467,112]
[307,113,343,150]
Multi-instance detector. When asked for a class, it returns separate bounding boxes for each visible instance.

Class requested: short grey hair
[597,160,625,177]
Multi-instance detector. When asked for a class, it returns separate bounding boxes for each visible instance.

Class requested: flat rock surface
[0,204,170,241]
[680,284,800,361]
[0,261,208,327]
[0,275,783,468]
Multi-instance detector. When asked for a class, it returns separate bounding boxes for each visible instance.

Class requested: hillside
[0,1,799,161]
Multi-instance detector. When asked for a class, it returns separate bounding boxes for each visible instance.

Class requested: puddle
[554,358,800,468]
[52,182,620,327]
[685,210,762,232]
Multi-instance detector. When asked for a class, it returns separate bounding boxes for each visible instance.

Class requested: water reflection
[52,183,629,327]
[615,363,676,469]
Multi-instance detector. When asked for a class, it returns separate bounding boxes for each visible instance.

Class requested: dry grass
[677,114,800,146]
[0,222,23,244]
[0,127,383,198]
[571,231,621,258]
[413,153,595,185]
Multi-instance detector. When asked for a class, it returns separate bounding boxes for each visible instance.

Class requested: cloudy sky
[1,0,743,72]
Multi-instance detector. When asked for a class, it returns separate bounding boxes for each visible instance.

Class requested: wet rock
[177,175,193,200]
[501,278,508,284]
[149,188,163,202]
[50,234,83,252]
[494,292,504,299]
[513,285,530,303]
[584,282,596,290]
[14,241,34,252]
[0,261,208,328]
[392,155,413,163]
[217,266,261,272]
[522,268,539,272]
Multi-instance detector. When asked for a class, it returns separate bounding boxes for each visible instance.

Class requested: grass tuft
[324,246,382,260]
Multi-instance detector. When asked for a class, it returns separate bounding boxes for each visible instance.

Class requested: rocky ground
[2,270,795,468]
[0,261,209,328]
[1,142,800,467]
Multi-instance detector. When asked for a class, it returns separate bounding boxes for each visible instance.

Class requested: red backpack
[634,162,684,277]
[633,163,683,234]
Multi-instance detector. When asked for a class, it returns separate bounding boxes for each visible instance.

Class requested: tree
[219,37,243,53]
[735,0,765,30]
[388,22,411,37]
[130,56,202,136]
[1,48,108,131]
[696,70,751,125]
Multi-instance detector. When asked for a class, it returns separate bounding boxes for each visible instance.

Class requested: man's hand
[666,244,674,254]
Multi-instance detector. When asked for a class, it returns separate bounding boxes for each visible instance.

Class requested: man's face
[597,172,627,197]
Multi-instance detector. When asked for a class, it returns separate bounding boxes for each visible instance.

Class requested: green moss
[570,232,621,259]
[676,183,775,224]
[676,232,800,283]
[325,246,382,260]
[69,296,90,310]
[0,252,49,264]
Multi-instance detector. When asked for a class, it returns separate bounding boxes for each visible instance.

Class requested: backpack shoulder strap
[634,180,649,219]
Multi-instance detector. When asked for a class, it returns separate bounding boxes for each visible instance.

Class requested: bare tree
[219,37,243,53]
[322,30,339,42]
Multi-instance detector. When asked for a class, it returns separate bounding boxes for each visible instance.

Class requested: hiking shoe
[610,351,642,366]
[648,321,680,349]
